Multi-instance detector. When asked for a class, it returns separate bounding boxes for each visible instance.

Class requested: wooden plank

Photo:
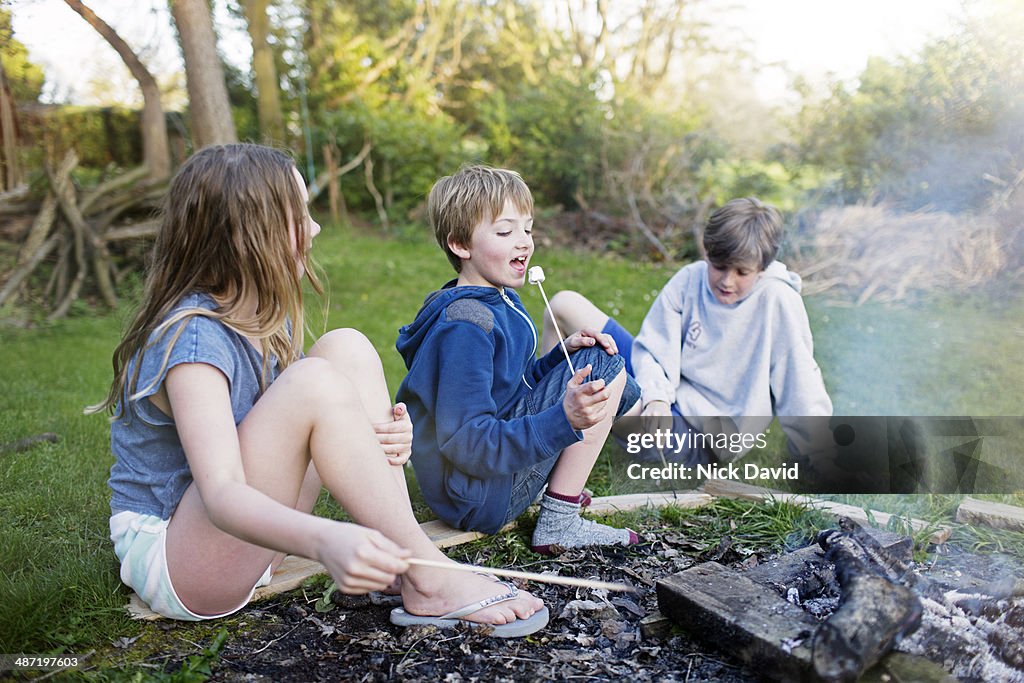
[126,491,714,619]
[588,491,712,514]
[657,561,817,681]
[956,496,1024,532]
[419,519,493,549]
[701,479,952,545]
[639,610,672,640]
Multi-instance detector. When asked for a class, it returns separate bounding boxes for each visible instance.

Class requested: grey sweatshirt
[632,260,832,460]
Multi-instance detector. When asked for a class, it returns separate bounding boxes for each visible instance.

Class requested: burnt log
[812,532,923,683]
[657,561,818,681]
[744,527,912,604]
[814,518,1024,682]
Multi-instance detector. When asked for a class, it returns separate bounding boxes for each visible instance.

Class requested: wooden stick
[406,557,636,593]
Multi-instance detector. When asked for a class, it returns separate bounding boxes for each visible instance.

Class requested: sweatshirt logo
[686,321,702,348]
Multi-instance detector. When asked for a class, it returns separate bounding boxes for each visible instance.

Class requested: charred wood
[812,527,923,682]
[816,517,1024,683]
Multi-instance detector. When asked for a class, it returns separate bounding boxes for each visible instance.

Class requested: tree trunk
[169,0,237,148]
[0,63,22,191]
[62,0,171,180]
[241,0,285,145]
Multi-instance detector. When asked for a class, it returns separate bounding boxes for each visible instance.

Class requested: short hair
[703,197,783,270]
[428,164,534,272]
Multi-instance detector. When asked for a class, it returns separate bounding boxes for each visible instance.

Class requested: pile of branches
[787,204,1020,304]
[0,151,164,319]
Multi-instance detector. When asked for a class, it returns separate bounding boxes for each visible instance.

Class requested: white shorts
[110,511,273,621]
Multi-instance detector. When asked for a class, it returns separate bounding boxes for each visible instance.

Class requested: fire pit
[657,516,1024,682]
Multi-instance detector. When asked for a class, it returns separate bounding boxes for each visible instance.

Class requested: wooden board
[126,491,713,620]
[701,479,952,545]
[956,496,1024,532]
[657,561,818,681]
[587,491,712,514]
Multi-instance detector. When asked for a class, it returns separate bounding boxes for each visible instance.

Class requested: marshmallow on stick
[528,266,575,375]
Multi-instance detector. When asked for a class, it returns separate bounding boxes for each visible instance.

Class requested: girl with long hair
[91,144,546,636]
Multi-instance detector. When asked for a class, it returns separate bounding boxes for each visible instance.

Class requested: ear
[447,234,471,260]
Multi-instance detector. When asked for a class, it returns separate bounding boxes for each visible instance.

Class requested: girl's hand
[373,402,413,466]
[564,328,618,355]
[562,364,610,431]
[318,523,411,595]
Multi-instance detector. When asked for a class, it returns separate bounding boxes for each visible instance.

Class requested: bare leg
[547,368,627,495]
[308,329,410,494]
[540,290,610,356]
[541,292,642,435]
[531,368,636,551]
[166,329,542,623]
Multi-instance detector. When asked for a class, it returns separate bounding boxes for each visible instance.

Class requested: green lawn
[1,222,1022,662]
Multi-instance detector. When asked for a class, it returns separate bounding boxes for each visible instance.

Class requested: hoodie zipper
[499,288,538,389]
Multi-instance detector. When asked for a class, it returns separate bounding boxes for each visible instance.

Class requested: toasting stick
[406,557,635,592]
[528,266,576,375]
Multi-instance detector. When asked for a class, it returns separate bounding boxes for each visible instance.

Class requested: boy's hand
[373,402,413,466]
[563,364,611,430]
[641,400,674,444]
[319,523,411,594]
[641,400,672,418]
[564,328,618,355]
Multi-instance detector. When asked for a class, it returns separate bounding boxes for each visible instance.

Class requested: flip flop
[389,577,549,638]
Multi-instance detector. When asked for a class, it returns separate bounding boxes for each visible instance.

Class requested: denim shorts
[110,511,272,621]
[500,346,642,526]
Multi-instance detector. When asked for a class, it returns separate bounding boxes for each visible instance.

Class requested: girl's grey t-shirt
[108,292,277,519]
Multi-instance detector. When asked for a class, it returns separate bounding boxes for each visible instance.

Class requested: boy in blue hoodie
[396,165,642,554]
[543,197,832,464]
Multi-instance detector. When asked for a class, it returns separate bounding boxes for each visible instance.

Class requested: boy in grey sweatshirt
[543,197,832,463]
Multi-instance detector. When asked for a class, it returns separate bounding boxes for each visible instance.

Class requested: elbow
[192,481,238,532]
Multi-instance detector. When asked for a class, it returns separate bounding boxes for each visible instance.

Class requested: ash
[800,520,1024,682]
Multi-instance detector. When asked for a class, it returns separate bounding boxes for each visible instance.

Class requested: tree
[169,0,237,147]
[240,0,285,144]
[793,10,1024,212]
[62,0,171,179]
[0,7,45,103]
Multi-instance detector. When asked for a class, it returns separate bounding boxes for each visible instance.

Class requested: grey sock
[531,493,636,551]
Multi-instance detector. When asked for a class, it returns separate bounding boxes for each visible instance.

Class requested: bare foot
[400,561,544,625]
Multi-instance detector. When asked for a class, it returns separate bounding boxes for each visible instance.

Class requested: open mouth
[511,255,528,274]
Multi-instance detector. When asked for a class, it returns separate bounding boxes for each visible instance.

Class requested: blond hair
[703,197,783,270]
[89,144,323,416]
[427,164,533,272]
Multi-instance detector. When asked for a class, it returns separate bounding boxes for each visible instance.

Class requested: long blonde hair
[89,143,323,416]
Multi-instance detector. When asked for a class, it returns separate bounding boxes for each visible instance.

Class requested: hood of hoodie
[759,260,802,294]
[397,280,514,368]
[702,260,802,305]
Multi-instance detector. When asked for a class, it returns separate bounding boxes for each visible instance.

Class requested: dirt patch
[127,518,1022,682]
[190,529,761,682]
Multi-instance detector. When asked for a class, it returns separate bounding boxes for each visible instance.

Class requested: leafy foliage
[791,3,1024,211]
[0,5,45,103]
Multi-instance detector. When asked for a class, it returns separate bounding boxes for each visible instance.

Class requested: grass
[1,220,1022,673]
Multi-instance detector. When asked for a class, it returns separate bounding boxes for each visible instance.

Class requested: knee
[311,328,383,370]
[549,290,588,319]
[286,357,361,410]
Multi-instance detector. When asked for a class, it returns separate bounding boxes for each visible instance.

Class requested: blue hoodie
[396,281,582,533]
